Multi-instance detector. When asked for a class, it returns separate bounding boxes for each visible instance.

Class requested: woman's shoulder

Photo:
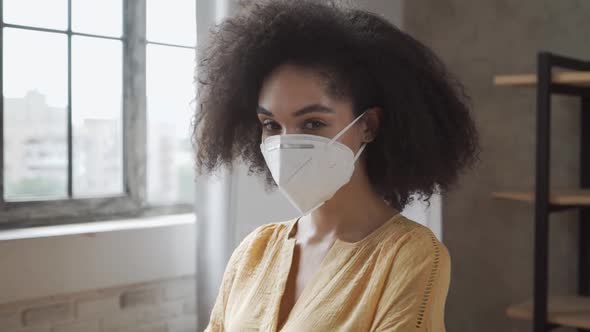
[375,215,451,304]
[380,214,451,265]
[229,218,296,263]
[240,218,295,246]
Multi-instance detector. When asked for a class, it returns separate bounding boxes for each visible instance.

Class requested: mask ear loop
[329,110,369,145]
[328,110,370,162]
[353,143,367,163]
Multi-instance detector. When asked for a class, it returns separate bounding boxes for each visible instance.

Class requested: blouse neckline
[285,212,403,248]
[275,212,405,330]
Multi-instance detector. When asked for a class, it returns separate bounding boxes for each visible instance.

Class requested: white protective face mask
[260,111,368,216]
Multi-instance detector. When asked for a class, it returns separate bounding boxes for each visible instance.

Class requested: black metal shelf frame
[533,52,590,332]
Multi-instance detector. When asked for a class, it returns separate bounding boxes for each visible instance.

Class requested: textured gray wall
[403,1,590,331]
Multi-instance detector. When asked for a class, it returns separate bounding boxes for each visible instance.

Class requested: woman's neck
[301,166,399,243]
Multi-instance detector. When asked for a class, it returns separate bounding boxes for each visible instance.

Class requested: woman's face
[257,63,371,154]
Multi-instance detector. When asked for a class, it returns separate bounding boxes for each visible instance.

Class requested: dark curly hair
[193,0,481,211]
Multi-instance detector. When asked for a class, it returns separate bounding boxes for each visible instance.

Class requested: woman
[195,1,480,331]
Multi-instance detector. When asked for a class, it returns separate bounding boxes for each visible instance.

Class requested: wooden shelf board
[491,189,590,206]
[494,71,590,87]
[507,295,590,329]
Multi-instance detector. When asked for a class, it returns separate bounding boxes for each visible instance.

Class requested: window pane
[72,36,123,197]
[3,28,68,200]
[72,0,122,37]
[3,0,67,30]
[147,44,195,205]
[146,0,196,46]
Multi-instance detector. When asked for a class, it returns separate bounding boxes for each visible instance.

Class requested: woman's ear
[362,107,381,142]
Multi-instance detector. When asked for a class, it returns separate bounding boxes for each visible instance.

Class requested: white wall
[0,217,195,305]
[232,163,297,241]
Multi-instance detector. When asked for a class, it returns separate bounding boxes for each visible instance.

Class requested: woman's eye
[303,120,326,130]
[262,121,281,131]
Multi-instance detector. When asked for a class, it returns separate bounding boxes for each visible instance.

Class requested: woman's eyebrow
[256,106,273,116]
[293,104,335,117]
[256,104,335,117]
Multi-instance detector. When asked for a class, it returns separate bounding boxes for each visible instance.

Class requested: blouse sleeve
[204,227,258,332]
[371,227,451,332]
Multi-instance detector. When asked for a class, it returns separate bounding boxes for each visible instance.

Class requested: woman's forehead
[258,64,352,117]
[259,64,325,101]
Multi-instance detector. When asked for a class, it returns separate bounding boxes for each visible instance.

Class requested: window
[0,0,196,228]
[146,0,196,205]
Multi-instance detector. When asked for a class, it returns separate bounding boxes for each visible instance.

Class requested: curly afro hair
[193,0,481,211]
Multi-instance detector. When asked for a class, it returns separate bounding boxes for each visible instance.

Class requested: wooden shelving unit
[507,296,590,329]
[493,52,590,332]
[492,190,590,206]
[494,71,590,87]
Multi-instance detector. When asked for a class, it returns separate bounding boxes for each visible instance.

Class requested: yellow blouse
[204,213,451,331]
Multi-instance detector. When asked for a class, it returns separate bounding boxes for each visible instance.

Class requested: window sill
[0,213,195,241]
